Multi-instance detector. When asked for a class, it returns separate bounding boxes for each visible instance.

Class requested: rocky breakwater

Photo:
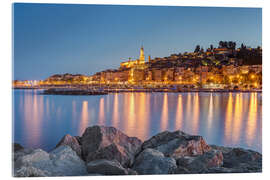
[43,88,108,95]
[13,126,262,177]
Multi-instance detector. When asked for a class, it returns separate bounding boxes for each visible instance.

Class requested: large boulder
[174,149,223,174]
[14,146,87,177]
[12,143,36,164]
[141,130,211,158]
[55,134,82,158]
[87,159,133,175]
[81,126,142,167]
[13,145,34,163]
[132,148,177,175]
[210,146,262,173]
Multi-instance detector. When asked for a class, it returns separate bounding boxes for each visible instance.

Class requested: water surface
[13,90,262,152]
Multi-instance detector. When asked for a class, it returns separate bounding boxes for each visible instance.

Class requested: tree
[228,41,232,48]
[224,41,228,48]
[241,43,246,50]
[219,41,235,49]
[232,42,236,50]
[219,41,224,48]
[194,45,200,53]
[229,41,236,50]
[210,44,214,51]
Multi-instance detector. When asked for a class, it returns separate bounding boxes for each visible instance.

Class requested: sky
[13,3,262,80]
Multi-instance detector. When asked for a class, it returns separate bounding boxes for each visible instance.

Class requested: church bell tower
[139,46,145,63]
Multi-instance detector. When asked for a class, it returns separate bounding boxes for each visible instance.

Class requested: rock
[174,150,223,174]
[13,127,262,176]
[141,130,211,158]
[14,146,87,177]
[172,166,190,174]
[14,166,50,177]
[210,146,262,173]
[173,146,261,174]
[87,159,129,175]
[55,134,82,157]
[14,148,52,177]
[13,148,34,163]
[222,148,261,172]
[206,167,245,173]
[132,148,177,175]
[81,126,142,167]
[193,149,223,168]
[175,156,197,168]
[13,143,32,165]
[223,148,261,168]
[126,168,138,175]
[49,145,88,175]
[210,145,233,154]
[74,136,82,145]
[13,143,24,152]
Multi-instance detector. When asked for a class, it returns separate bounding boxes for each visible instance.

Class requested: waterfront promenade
[13,84,262,95]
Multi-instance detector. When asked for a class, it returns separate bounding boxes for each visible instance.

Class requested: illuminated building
[139,46,145,62]
[120,46,147,69]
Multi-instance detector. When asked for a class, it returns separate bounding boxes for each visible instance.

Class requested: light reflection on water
[13,90,262,152]
[175,94,183,130]
[161,93,168,131]
[80,101,88,134]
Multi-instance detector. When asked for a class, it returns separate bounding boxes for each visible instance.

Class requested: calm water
[13,89,262,152]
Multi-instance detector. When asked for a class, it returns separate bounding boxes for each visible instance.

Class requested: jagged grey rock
[174,149,223,174]
[132,148,177,175]
[13,148,34,164]
[55,134,82,158]
[87,159,129,175]
[141,130,211,158]
[211,146,262,173]
[173,146,262,174]
[13,145,87,177]
[81,126,142,167]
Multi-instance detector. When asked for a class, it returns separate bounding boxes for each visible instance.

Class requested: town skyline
[13,4,262,80]
[14,41,261,81]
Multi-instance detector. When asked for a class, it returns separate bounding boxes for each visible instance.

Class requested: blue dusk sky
[13,3,262,80]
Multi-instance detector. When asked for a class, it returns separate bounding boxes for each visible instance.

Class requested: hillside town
[13,41,262,92]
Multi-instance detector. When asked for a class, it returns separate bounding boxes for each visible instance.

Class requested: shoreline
[13,87,262,94]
